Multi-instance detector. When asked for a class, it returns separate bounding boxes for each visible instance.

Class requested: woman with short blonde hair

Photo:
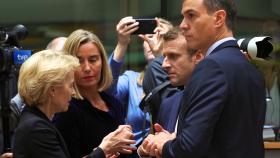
[14,50,79,157]
[18,50,79,107]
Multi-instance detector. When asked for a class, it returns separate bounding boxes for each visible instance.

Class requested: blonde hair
[18,50,79,107]
[157,18,173,30]
[63,29,112,99]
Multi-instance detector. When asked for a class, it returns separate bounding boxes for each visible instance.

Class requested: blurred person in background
[106,17,173,153]
[46,37,67,51]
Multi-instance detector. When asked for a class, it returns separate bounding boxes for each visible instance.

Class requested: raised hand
[137,134,156,157]
[139,32,163,59]
[116,16,138,46]
[99,125,136,157]
[138,123,176,157]
[138,17,173,59]
[0,152,13,158]
[114,16,139,62]
[150,124,175,157]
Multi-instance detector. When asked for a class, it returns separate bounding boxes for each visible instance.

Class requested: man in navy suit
[156,27,203,133]
[139,0,266,158]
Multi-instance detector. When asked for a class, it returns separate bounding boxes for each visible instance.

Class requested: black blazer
[162,40,266,158]
[13,106,105,158]
[13,106,70,158]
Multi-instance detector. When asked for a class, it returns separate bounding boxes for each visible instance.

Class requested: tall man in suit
[139,0,266,158]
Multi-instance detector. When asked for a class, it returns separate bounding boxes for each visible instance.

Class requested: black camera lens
[237,36,273,59]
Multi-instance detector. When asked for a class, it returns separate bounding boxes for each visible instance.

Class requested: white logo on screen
[17,54,29,61]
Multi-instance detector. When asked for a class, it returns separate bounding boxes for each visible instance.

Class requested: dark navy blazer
[162,40,266,158]
[157,91,183,133]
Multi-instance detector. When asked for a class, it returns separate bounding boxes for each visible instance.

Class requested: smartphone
[132,19,157,35]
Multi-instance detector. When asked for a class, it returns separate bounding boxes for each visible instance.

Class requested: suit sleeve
[86,147,105,158]
[162,59,228,158]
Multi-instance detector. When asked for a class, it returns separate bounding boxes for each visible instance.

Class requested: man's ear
[194,52,204,64]
[214,10,226,28]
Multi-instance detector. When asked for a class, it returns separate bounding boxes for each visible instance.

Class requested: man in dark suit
[156,27,203,133]
[139,0,266,158]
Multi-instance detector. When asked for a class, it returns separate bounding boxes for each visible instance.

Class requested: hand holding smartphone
[132,18,157,35]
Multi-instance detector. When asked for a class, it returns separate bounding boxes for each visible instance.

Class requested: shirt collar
[206,37,235,56]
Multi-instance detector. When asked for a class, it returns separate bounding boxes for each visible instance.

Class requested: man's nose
[179,18,190,30]
[162,57,170,71]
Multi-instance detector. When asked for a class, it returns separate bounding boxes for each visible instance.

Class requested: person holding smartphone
[107,16,173,154]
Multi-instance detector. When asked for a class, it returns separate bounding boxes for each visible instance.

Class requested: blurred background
[0,0,280,127]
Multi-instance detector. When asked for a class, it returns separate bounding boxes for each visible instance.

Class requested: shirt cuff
[87,147,105,158]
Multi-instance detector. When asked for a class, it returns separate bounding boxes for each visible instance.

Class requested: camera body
[0,25,31,73]
[0,24,30,153]
[0,47,32,73]
[237,36,273,59]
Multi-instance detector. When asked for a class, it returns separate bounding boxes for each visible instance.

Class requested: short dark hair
[163,26,198,57]
[163,27,181,42]
[203,0,237,31]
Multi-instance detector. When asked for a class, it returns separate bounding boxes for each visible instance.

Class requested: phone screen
[132,19,157,35]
